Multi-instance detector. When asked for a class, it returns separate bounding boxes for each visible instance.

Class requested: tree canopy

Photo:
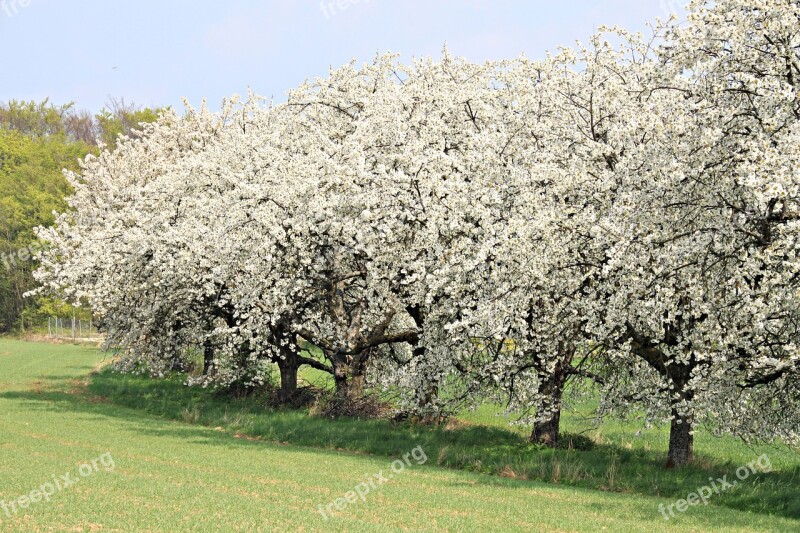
[32,0,800,468]
[0,98,165,332]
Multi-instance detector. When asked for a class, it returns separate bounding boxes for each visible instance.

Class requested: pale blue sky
[0,0,684,112]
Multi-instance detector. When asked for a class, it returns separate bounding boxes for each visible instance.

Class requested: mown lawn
[0,339,797,532]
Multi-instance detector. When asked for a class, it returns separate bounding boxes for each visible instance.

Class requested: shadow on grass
[2,368,799,522]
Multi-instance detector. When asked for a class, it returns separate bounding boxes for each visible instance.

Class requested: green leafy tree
[0,98,163,332]
[96,98,165,150]
[0,129,91,331]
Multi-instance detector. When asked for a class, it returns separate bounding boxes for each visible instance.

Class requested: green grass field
[0,339,798,531]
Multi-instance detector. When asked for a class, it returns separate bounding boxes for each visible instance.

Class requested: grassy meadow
[0,339,798,531]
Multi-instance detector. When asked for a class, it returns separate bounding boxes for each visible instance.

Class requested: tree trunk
[334,369,364,399]
[531,408,562,446]
[349,373,364,397]
[627,325,696,469]
[276,353,300,403]
[413,382,441,425]
[666,408,693,468]
[410,342,440,424]
[665,369,694,468]
[529,363,568,447]
[202,342,214,376]
[330,348,368,400]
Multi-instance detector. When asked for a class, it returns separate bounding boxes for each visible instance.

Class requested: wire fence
[46,316,103,342]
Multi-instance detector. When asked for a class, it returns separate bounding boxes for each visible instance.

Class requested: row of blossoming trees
[32,0,800,467]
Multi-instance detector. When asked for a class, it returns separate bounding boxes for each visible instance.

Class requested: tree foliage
[33,0,800,468]
[0,99,163,331]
